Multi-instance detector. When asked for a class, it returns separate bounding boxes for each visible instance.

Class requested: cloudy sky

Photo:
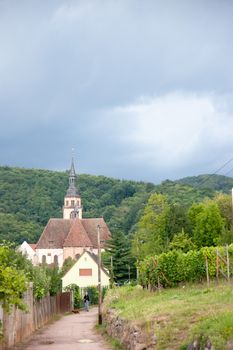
[1,0,233,183]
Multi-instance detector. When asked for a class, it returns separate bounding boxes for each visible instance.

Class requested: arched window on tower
[54,255,58,266]
[42,255,46,264]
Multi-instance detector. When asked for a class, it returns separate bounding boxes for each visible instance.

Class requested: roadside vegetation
[0,242,62,311]
[104,282,233,349]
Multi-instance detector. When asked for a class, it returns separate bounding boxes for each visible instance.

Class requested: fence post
[205,255,210,288]
[226,245,230,284]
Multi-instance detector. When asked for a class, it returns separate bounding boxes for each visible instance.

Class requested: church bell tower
[63,158,82,219]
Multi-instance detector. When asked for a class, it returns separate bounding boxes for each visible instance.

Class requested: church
[35,159,111,268]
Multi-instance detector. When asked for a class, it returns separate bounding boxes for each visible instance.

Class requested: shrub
[138,244,233,289]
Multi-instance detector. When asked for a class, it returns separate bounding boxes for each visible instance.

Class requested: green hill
[1,166,232,245]
[0,166,154,244]
[176,174,233,193]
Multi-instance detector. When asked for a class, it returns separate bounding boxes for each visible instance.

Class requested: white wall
[17,241,38,265]
[36,248,64,267]
[62,252,110,290]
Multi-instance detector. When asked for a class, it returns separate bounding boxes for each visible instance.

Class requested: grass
[95,324,126,350]
[103,281,233,349]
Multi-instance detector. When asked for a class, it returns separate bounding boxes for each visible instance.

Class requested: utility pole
[97,224,102,325]
[110,255,114,286]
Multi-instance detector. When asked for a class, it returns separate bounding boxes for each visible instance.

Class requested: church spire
[66,157,78,196]
[63,156,82,219]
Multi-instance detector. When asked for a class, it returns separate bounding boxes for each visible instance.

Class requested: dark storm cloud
[0,0,233,182]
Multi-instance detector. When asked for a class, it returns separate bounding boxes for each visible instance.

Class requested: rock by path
[15,307,111,350]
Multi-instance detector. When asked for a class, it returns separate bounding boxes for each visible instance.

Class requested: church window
[66,200,69,206]
[79,269,92,276]
[42,255,46,264]
[71,200,75,206]
[54,255,58,265]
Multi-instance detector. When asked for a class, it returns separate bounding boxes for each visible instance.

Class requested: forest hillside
[0,166,232,244]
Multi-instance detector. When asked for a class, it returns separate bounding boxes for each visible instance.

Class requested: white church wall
[36,248,64,267]
[17,241,38,265]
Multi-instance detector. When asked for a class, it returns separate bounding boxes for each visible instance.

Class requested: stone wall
[103,309,216,350]
[103,309,156,350]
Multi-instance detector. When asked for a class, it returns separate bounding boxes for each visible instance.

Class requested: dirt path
[17,307,111,350]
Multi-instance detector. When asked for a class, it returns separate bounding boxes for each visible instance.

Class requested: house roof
[36,218,111,250]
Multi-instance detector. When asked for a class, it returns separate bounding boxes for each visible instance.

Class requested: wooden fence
[0,285,72,350]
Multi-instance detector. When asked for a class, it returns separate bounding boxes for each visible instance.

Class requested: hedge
[138,244,233,289]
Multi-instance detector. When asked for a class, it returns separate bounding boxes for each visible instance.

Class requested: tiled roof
[36,219,73,249]
[63,219,93,247]
[29,244,36,251]
[81,218,111,248]
[36,218,111,250]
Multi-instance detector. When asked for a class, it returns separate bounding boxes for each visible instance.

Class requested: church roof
[81,218,111,248]
[36,218,111,249]
[36,219,73,249]
[29,244,37,251]
[63,219,93,247]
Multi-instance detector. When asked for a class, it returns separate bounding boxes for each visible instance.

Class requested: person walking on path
[84,292,90,311]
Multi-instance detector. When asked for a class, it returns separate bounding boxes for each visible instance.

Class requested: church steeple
[63,157,82,219]
[66,157,78,197]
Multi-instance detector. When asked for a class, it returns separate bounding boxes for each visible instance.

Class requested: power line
[192,157,233,188]
[223,167,233,177]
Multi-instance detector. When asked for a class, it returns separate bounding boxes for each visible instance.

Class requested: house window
[42,255,46,264]
[79,269,92,276]
[54,255,58,265]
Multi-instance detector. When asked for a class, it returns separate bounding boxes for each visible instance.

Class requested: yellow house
[62,250,110,290]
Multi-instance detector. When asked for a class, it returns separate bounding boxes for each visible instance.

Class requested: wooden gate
[56,292,72,313]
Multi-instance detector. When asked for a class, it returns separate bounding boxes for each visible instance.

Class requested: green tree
[132,193,170,260]
[169,229,196,253]
[46,267,62,296]
[103,231,136,283]
[214,193,233,244]
[0,245,28,311]
[188,200,226,248]
[32,266,50,299]
[60,257,76,277]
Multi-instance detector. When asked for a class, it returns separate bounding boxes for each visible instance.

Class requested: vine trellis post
[205,255,210,288]
[216,245,230,284]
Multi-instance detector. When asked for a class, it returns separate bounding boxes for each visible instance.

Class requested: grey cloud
[0,0,233,181]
